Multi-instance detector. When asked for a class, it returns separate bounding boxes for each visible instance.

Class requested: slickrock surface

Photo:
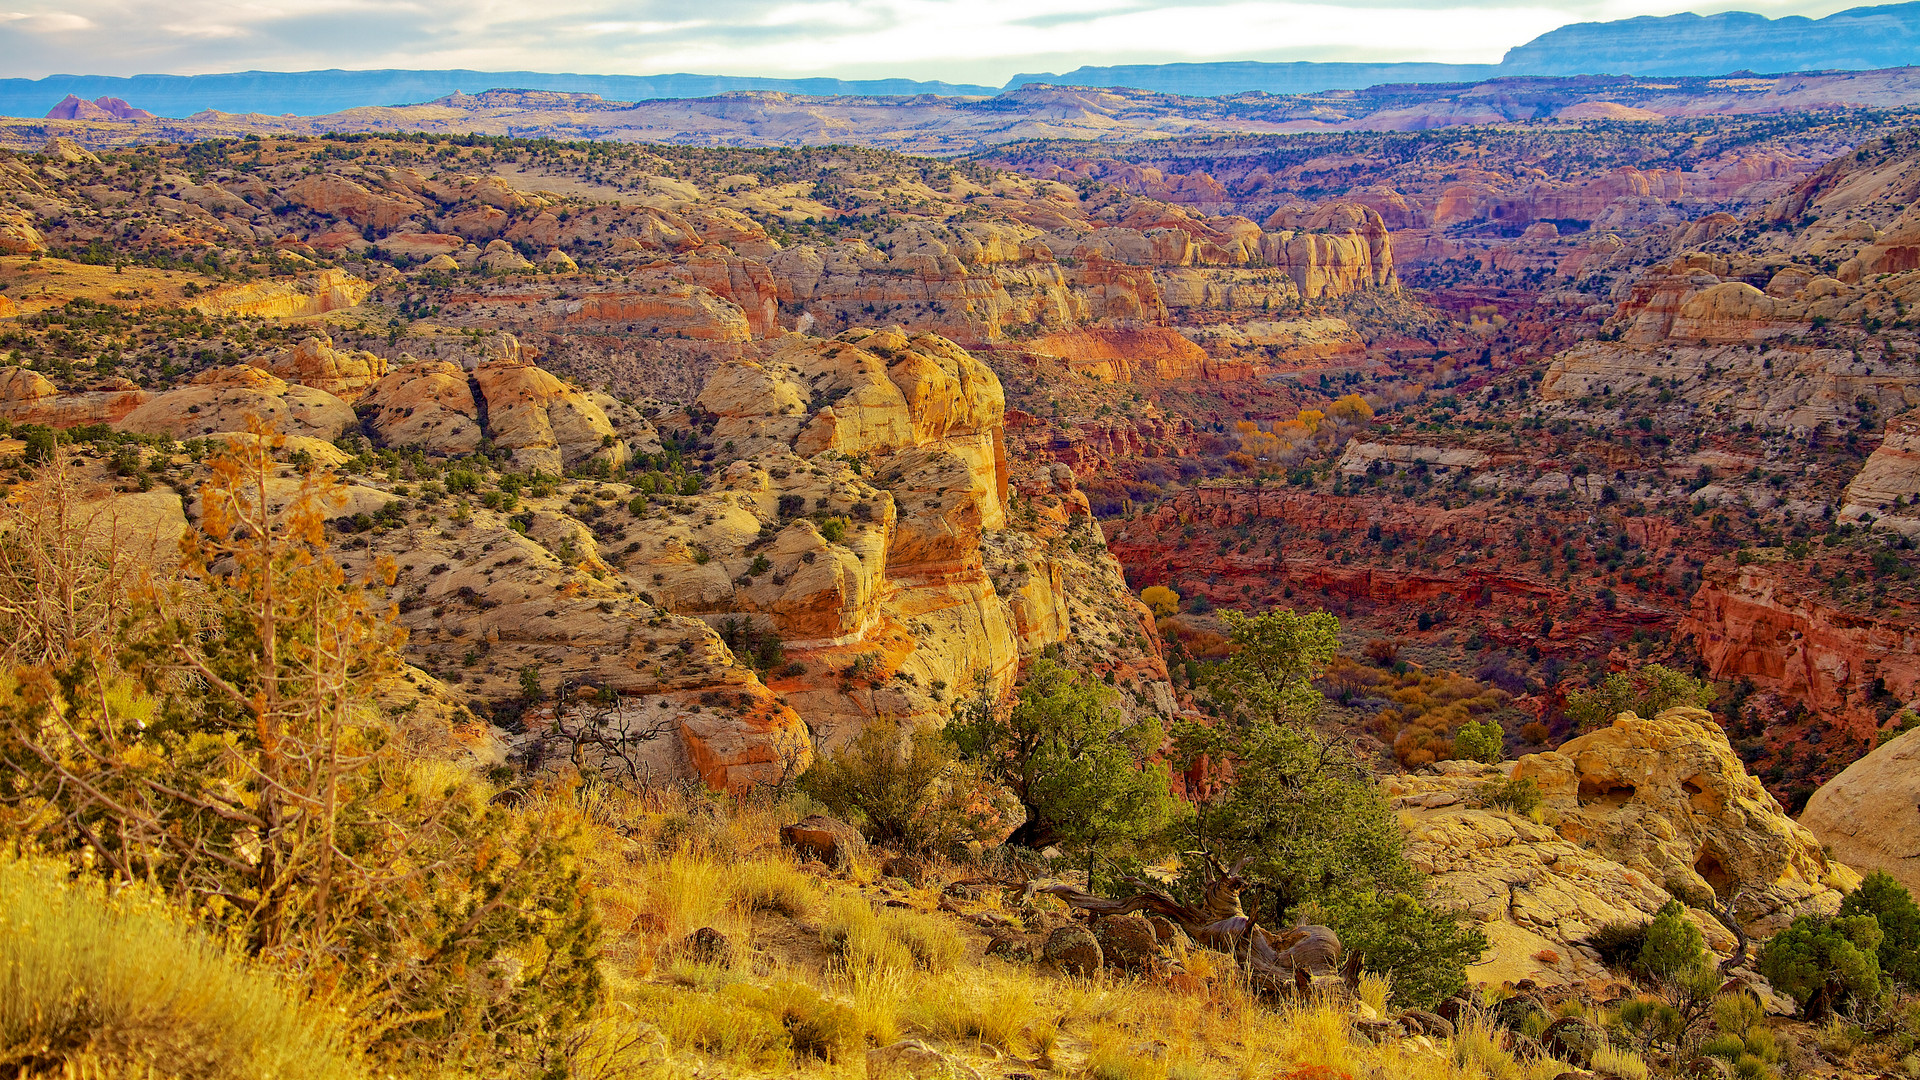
[1391,708,1858,992]
[1802,726,1920,895]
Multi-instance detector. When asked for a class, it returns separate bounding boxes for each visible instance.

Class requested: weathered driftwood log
[1038,857,1341,993]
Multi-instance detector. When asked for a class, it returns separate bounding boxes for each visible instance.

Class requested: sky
[0,0,1886,84]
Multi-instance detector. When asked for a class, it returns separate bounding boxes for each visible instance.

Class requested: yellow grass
[552,785,1583,1080]
[0,853,365,1080]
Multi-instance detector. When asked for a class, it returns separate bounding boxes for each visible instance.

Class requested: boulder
[985,931,1035,961]
[0,209,46,255]
[1398,1009,1454,1040]
[779,814,865,869]
[1541,1016,1605,1068]
[684,926,733,966]
[1041,924,1104,977]
[1092,913,1171,976]
[1393,708,1857,994]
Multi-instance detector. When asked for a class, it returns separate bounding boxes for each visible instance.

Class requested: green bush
[1565,664,1714,731]
[1639,901,1707,982]
[948,659,1184,879]
[1471,775,1540,814]
[1839,871,1920,987]
[802,716,995,851]
[1452,719,1505,763]
[1758,914,1883,1019]
[1312,890,1487,1008]
[0,853,365,1080]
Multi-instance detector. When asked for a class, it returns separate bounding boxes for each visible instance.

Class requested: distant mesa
[44,94,154,121]
[6,1,1920,122]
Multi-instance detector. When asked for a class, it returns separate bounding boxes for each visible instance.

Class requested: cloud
[0,0,1880,84]
[0,9,93,31]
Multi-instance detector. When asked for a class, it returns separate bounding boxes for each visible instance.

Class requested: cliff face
[1680,561,1920,782]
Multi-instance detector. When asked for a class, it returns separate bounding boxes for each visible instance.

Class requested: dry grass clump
[0,853,365,1080]
[732,858,823,917]
[900,969,1047,1052]
[1592,1044,1650,1080]
[822,894,965,977]
[629,982,791,1068]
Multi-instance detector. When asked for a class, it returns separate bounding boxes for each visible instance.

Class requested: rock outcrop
[115,366,356,440]
[191,270,374,319]
[471,357,627,473]
[1842,410,1920,530]
[1512,708,1857,929]
[359,359,485,452]
[254,334,388,402]
[1801,727,1920,896]
[1392,707,1859,993]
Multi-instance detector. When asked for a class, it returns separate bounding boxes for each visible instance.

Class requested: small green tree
[1638,901,1707,981]
[1566,664,1715,731]
[1201,608,1340,726]
[1176,608,1483,1008]
[1839,871,1920,988]
[1758,913,1884,1019]
[947,660,1185,879]
[1452,719,1505,763]
[519,663,545,701]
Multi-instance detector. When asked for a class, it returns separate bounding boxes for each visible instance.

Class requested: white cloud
[0,10,93,30]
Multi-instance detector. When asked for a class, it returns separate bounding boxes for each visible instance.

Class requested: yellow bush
[1142,585,1181,618]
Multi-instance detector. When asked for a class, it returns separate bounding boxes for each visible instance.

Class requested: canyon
[0,104,1918,987]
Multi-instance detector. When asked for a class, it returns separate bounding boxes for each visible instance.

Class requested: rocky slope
[1391,707,1857,994]
[0,317,1168,788]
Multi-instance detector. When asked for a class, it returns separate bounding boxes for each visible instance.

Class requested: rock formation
[253,334,388,402]
[116,366,356,441]
[1392,708,1859,992]
[1801,726,1920,896]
